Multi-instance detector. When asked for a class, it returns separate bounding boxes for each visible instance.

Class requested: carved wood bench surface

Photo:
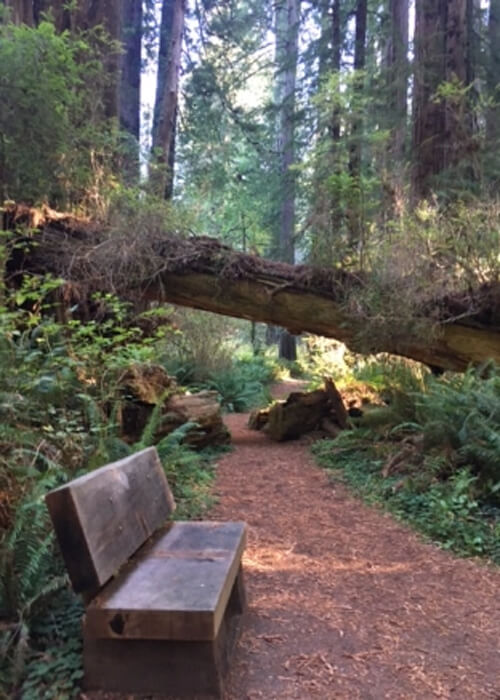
[46,447,247,698]
[85,520,246,641]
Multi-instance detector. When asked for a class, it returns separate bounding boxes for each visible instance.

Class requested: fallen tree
[119,364,230,448]
[4,204,500,372]
[249,378,349,441]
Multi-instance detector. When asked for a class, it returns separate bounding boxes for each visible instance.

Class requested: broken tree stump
[119,364,230,448]
[248,378,348,441]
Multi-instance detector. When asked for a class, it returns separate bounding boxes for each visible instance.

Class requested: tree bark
[6,205,500,373]
[487,0,500,144]
[347,0,367,247]
[412,0,446,200]
[151,0,185,199]
[274,0,300,360]
[274,0,300,267]
[144,266,500,372]
[412,0,474,200]
[311,0,343,267]
[3,0,34,24]
[384,0,408,218]
[119,0,142,183]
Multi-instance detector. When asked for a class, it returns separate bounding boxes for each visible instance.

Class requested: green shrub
[312,364,500,564]
[313,434,500,564]
[0,273,223,697]
[0,20,124,207]
[196,353,278,412]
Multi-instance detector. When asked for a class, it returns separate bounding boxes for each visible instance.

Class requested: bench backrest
[46,447,175,595]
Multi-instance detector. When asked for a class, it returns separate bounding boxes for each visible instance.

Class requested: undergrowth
[0,278,226,697]
[313,362,500,565]
[165,346,279,413]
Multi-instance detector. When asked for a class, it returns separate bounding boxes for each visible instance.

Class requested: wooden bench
[45,447,247,698]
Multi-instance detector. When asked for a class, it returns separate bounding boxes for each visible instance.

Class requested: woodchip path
[207,382,500,700]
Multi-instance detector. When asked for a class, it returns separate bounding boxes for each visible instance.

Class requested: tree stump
[119,364,230,448]
[249,378,348,441]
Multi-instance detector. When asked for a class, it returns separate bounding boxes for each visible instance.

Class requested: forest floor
[84,380,500,700]
[208,380,500,700]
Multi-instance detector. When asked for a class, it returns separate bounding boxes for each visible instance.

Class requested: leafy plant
[0,20,125,207]
[0,470,67,688]
[312,365,500,565]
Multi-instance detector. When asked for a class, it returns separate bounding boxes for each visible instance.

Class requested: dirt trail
[209,382,500,699]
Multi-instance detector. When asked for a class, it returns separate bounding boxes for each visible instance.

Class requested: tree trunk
[3,0,34,24]
[151,0,185,199]
[384,0,408,218]
[249,378,348,441]
[7,205,500,373]
[275,0,300,266]
[144,266,500,372]
[311,0,343,267]
[412,0,446,200]
[331,0,341,141]
[443,0,468,170]
[347,0,367,247]
[119,0,142,183]
[274,0,300,360]
[279,329,297,361]
[487,0,500,144]
[412,0,474,200]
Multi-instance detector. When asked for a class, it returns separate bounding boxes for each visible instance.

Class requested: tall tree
[311,0,343,265]
[275,0,301,266]
[4,1,125,120]
[274,0,301,359]
[151,0,186,199]
[2,0,34,24]
[487,0,500,145]
[347,0,367,245]
[384,0,408,216]
[412,0,474,200]
[412,0,446,200]
[119,0,142,182]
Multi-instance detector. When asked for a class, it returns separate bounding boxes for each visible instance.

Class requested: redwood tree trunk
[119,0,142,182]
[347,0,367,247]
[3,0,34,24]
[6,204,500,373]
[487,0,500,144]
[385,0,408,217]
[151,0,185,199]
[412,0,447,200]
[412,0,473,200]
[275,0,300,267]
[274,0,301,360]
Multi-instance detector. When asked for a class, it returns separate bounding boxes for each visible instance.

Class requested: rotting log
[118,364,230,448]
[249,379,349,441]
[4,204,500,372]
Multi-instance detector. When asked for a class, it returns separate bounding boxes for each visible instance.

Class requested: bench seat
[85,521,246,641]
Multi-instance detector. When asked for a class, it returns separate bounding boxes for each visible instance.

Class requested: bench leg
[83,567,247,698]
[83,634,224,698]
[229,564,247,616]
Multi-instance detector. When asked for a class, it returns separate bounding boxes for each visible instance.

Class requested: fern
[0,481,67,686]
[135,400,165,449]
[154,420,199,458]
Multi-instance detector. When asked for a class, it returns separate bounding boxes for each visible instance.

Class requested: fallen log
[5,204,500,371]
[249,379,349,441]
[119,364,230,448]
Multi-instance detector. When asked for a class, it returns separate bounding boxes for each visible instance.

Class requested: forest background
[1,1,500,698]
